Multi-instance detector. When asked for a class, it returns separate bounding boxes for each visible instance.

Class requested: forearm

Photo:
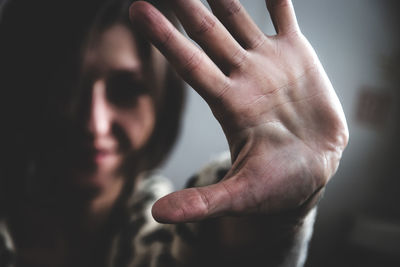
[170,208,317,267]
[206,185,324,266]
[214,208,317,267]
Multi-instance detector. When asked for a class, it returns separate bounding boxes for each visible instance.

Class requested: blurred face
[69,24,161,191]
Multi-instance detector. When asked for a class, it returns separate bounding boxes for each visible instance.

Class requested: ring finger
[169,0,248,72]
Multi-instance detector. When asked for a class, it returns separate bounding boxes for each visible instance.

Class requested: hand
[130,0,349,223]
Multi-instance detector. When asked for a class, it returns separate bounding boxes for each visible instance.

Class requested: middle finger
[169,0,247,72]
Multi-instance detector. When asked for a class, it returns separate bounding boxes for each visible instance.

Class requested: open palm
[130,0,348,223]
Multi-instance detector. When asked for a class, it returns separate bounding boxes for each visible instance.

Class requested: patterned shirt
[0,152,316,267]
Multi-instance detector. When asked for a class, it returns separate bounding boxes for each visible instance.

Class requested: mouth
[93,148,120,165]
[65,130,129,172]
[72,140,122,168]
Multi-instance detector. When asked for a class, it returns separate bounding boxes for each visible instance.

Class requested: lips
[93,148,118,164]
[74,137,121,166]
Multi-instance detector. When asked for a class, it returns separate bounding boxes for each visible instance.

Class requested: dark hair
[0,0,185,211]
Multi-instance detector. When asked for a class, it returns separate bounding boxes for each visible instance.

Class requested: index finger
[129,1,230,102]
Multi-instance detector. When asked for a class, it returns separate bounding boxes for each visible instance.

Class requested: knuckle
[221,0,242,17]
[215,76,232,101]
[192,14,217,36]
[267,0,291,10]
[281,26,300,37]
[159,25,175,47]
[230,48,248,69]
[180,50,204,78]
[248,33,267,50]
[195,188,211,216]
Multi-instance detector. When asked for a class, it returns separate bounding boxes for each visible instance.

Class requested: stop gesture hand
[130,0,348,223]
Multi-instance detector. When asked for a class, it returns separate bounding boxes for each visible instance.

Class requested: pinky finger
[266,0,300,35]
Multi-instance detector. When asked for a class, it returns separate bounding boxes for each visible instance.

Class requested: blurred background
[1,0,399,266]
[159,0,400,266]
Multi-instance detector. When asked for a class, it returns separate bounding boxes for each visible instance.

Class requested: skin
[71,24,158,232]
[79,24,156,192]
[128,0,349,224]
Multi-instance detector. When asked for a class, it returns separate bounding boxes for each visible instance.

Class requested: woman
[0,0,348,266]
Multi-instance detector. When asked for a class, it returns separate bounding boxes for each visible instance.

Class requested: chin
[70,160,123,194]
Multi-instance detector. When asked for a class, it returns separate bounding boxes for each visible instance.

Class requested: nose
[87,80,113,137]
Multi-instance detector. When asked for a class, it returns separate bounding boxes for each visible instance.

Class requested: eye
[105,70,147,107]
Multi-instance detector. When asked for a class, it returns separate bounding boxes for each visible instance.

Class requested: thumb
[152,181,238,223]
